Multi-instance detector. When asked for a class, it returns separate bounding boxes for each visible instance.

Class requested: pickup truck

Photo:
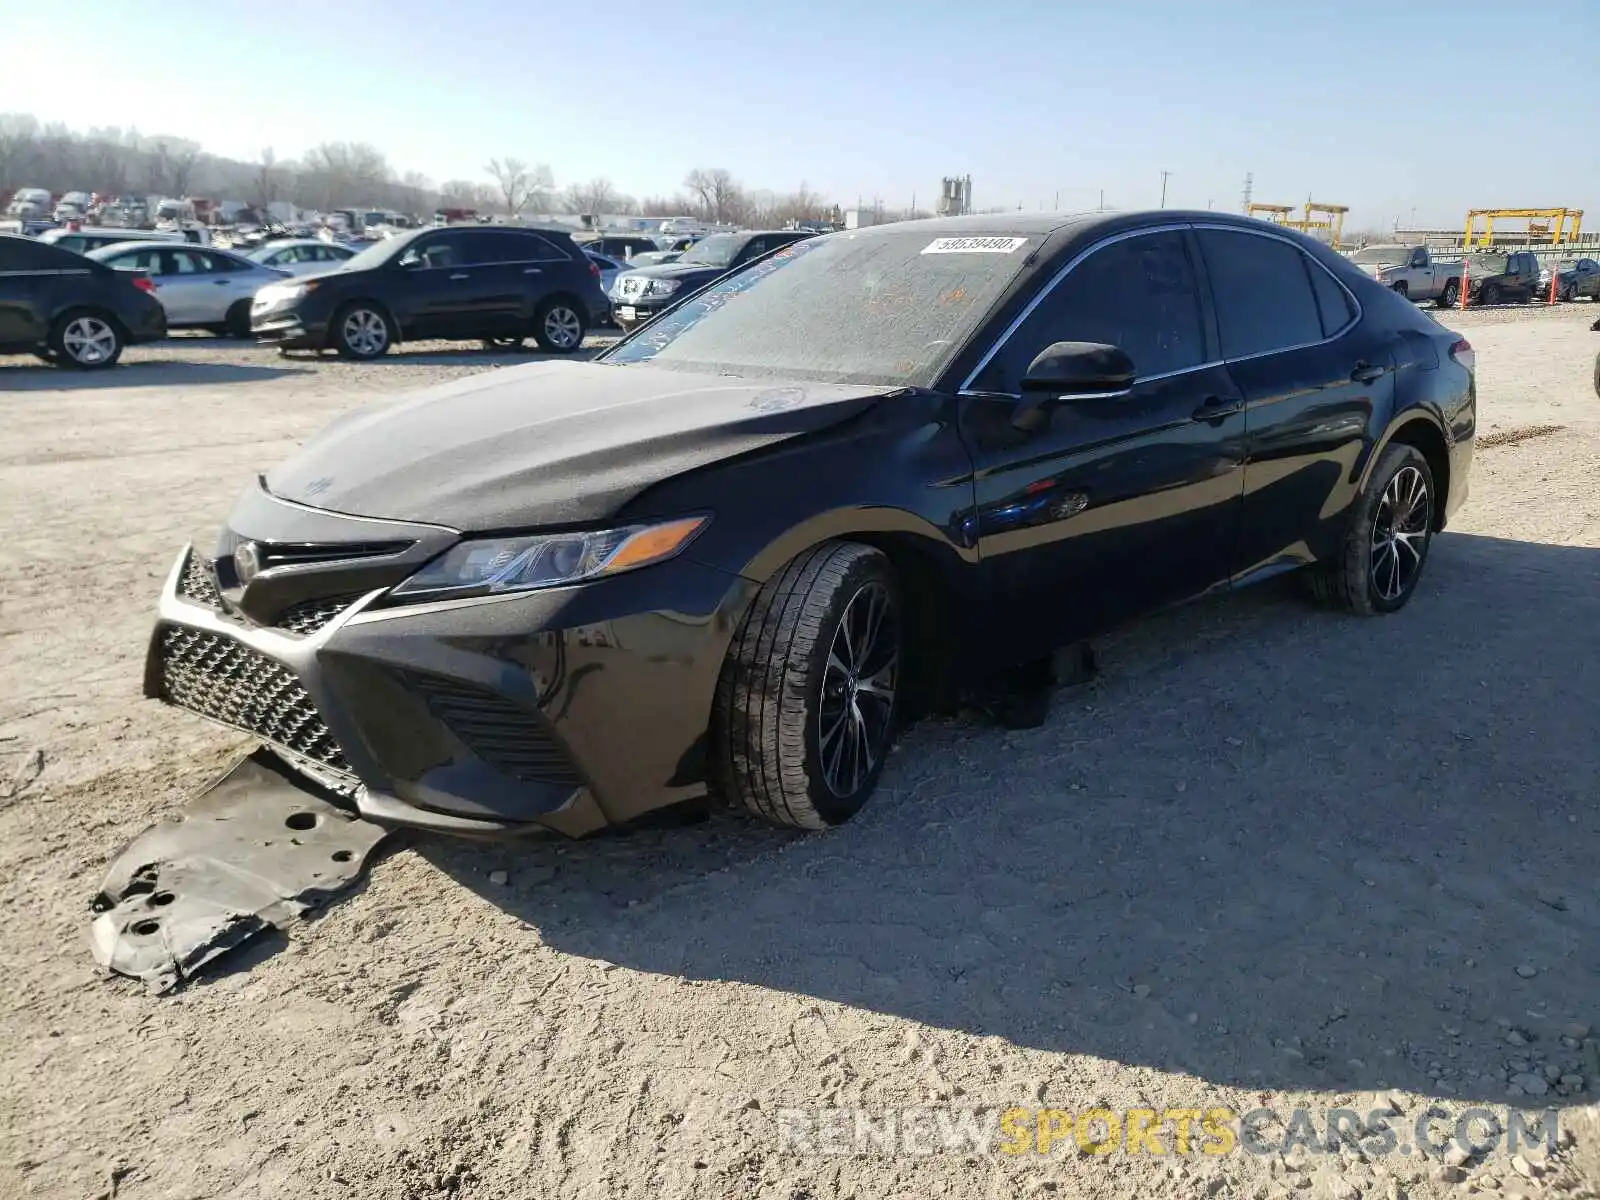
[1348,244,1464,307]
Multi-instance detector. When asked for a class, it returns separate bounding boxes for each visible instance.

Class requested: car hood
[626,260,725,281]
[265,360,891,529]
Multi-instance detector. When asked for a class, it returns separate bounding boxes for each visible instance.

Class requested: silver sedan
[247,238,358,276]
[87,242,289,336]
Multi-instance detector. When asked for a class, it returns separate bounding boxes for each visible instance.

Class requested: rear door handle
[449,272,470,281]
[523,267,542,275]
[1191,396,1244,423]
[1351,361,1386,384]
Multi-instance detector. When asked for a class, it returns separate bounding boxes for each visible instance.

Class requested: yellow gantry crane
[1463,208,1583,247]
[1247,199,1349,248]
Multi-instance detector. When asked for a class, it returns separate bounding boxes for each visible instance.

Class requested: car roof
[257,238,346,250]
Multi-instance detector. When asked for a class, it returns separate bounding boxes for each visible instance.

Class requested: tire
[711,541,902,830]
[1436,280,1459,308]
[331,302,393,360]
[1307,443,1435,616]
[1592,351,1599,401]
[533,298,586,353]
[1480,283,1501,306]
[1391,280,1408,299]
[224,300,253,338]
[1559,284,1575,304]
[481,336,526,352]
[48,309,123,369]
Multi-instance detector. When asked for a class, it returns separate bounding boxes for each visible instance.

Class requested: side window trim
[958,222,1193,392]
[1190,222,1363,365]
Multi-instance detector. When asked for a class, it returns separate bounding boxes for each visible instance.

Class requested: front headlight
[641,278,681,299]
[256,281,309,306]
[390,516,709,599]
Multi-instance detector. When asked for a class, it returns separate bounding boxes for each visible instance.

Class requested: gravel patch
[1,312,1597,1200]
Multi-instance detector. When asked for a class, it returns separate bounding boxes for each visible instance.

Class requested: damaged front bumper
[144,511,750,838]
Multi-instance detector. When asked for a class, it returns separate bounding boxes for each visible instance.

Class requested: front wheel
[1481,283,1501,306]
[1436,280,1459,308]
[711,542,902,829]
[49,310,124,369]
[533,299,586,353]
[1307,443,1435,615]
[332,303,393,360]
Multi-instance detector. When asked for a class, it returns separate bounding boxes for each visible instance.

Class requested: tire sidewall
[1361,444,1435,614]
[799,552,902,825]
[225,300,253,338]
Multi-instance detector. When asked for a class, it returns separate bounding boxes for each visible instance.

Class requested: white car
[88,242,289,336]
[247,238,358,276]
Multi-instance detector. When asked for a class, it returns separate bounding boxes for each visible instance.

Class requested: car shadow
[419,531,1600,1107]
[0,360,310,390]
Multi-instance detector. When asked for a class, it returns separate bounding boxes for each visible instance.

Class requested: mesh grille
[275,595,361,637]
[177,553,223,610]
[403,672,583,788]
[156,626,350,773]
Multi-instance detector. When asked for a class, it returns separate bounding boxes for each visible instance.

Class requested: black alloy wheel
[1307,442,1435,615]
[711,541,903,829]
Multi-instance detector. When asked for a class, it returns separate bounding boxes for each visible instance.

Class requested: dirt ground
[2,307,1598,1200]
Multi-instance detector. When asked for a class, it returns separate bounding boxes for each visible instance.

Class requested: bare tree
[168,146,200,197]
[485,157,530,215]
[255,147,278,203]
[565,176,619,219]
[683,167,747,224]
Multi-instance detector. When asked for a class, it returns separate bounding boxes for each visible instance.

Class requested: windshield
[676,233,741,268]
[603,230,1037,387]
[1351,246,1407,264]
[338,231,415,271]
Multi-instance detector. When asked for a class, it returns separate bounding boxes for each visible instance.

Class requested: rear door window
[972,229,1207,392]
[1304,256,1356,337]
[1197,229,1325,358]
[0,237,80,272]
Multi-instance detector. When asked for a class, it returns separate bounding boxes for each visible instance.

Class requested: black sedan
[610,229,814,330]
[146,211,1475,836]
[0,233,167,368]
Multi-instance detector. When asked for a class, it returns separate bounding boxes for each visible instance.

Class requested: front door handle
[212,279,230,285]
[448,272,470,281]
[1191,396,1244,423]
[1350,361,1386,384]
[523,267,542,275]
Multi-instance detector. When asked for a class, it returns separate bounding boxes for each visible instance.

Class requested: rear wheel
[1437,280,1459,308]
[332,303,393,359]
[49,310,123,369]
[223,300,253,338]
[1391,280,1408,299]
[712,542,902,829]
[1307,443,1435,615]
[533,298,585,353]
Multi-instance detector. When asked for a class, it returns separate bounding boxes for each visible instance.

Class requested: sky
[1,0,1596,230]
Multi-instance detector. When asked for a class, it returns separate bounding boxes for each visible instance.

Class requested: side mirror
[1012,342,1136,432]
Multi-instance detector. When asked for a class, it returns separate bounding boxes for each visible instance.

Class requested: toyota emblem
[234,541,262,584]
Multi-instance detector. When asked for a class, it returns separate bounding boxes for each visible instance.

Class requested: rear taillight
[1448,338,1474,372]
[132,275,157,294]
[588,260,601,278]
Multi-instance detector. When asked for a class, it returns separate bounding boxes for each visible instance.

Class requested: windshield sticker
[921,236,1028,255]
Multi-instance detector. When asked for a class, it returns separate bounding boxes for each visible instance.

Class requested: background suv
[610,229,815,330]
[0,232,166,368]
[251,225,610,359]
